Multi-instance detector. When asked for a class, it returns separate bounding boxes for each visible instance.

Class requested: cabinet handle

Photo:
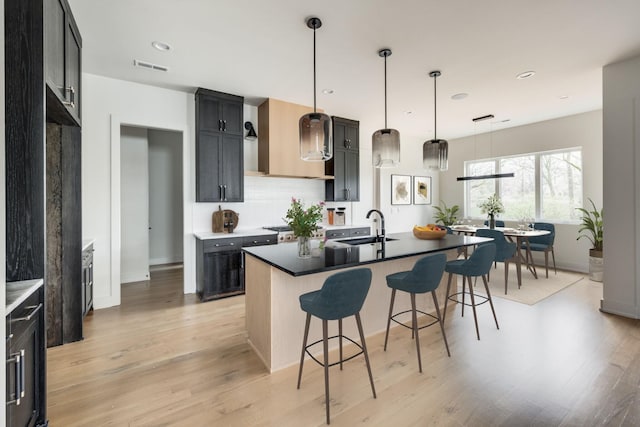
[12,303,43,323]
[223,185,227,201]
[63,86,76,108]
[229,242,234,246]
[219,185,223,200]
[6,350,23,406]
[346,188,351,200]
[253,240,258,244]
[222,120,227,131]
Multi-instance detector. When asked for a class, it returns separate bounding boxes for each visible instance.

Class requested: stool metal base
[443,273,499,340]
[383,289,450,373]
[297,312,376,425]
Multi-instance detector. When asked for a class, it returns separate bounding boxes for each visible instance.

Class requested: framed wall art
[413,176,432,205]
[391,174,411,205]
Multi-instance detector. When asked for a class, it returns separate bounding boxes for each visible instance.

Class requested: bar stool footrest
[447,291,490,307]
[304,335,364,368]
[390,309,439,331]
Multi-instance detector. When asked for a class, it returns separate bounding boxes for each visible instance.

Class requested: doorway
[120,126,183,288]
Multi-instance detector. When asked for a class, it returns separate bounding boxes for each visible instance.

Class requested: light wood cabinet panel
[257,98,327,178]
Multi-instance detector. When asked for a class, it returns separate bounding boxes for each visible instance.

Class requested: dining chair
[524,222,556,278]
[476,229,521,294]
[297,268,376,424]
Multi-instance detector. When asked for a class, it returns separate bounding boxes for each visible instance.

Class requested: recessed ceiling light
[404,111,412,115]
[451,93,468,100]
[322,89,334,94]
[559,95,569,99]
[516,70,536,79]
[151,41,171,52]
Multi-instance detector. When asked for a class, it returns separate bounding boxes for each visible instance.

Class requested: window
[464,148,582,222]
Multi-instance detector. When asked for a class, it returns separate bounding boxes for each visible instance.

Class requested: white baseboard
[150,256,183,266]
[121,270,149,284]
[600,299,640,319]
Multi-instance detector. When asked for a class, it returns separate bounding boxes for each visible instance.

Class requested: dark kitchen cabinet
[45,0,82,126]
[195,234,276,301]
[6,284,46,427]
[82,243,94,317]
[195,88,244,202]
[325,117,360,201]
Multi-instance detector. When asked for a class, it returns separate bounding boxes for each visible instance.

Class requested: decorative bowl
[412,227,447,240]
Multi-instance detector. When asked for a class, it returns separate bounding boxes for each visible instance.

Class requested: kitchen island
[243,232,490,372]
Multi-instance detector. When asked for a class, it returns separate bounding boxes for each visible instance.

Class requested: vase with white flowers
[284,198,324,258]
[479,194,504,229]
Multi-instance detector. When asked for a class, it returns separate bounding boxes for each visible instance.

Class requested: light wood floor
[47,269,640,426]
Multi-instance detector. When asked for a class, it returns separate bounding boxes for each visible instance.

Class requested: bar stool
[297,268,376,425]
[383,253,450,373]
[443,243,499,340]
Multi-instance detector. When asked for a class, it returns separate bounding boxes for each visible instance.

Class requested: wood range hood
[256,98,333,180]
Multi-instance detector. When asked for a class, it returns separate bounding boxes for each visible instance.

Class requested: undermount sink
[337,237,397,245]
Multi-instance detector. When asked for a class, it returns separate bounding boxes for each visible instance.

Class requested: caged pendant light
[423,70,448,171]
[299,17,332,162]
[372,48,400,168]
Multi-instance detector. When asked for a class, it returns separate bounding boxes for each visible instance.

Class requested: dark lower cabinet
[195,234,276,301]
[82,244,94,317]
[6,285,46,427]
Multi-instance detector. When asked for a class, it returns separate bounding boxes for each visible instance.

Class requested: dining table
[449,225,551,279]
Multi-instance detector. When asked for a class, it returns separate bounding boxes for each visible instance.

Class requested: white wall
[82,73,193,308]
[602,54,640,319]
[148,129,183,265]
[120,126,150,283]
[439,110,603,272]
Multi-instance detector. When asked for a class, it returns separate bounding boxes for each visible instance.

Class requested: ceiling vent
[133,59,169,72]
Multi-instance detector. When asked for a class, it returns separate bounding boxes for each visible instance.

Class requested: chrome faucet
[366,209,386,243]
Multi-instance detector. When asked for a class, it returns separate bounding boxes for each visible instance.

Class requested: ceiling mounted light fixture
[423,70,448,171]
[299,17,332,162]
[456,114,515,181]
[372,48,400,168]
[151,41,171,52]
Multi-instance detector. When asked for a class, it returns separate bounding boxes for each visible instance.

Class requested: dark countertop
[243,232,492,277]
[6,278,44,314]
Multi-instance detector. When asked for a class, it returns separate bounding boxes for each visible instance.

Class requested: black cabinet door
[345,121,359,151]
[221,101,243,135]
[196,132,222,202]
[45,0,66,101]
[220,135,244,202]
[198,95,222,133]
[65,20,81,123]
[344,150,360,201]
[200,250,244,300]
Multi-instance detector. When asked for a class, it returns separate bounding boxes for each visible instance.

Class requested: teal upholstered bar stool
[476,229,521,294]
[297,268,376,425]
[383,253,450,373]
[443,243,499,340]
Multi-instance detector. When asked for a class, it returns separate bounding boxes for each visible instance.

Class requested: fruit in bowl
[413,224,447,240]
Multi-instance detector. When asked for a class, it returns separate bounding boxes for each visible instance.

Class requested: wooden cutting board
[212,206,239,233]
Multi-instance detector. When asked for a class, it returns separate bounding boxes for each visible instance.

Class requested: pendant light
[456,114,514,181]
[423,70,449,171]
[372,48,400,168]
[299,17,332,162]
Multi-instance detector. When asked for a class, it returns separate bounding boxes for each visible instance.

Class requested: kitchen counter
[243,232,489,276]
[244,232,492,372]
[6,278,44,314]
[194,228,277,240]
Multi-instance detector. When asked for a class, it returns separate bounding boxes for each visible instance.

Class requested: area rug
[459,263,585,306]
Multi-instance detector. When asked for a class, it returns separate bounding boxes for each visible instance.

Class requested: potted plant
[284,198,324,258]
[432,201,460,226]
[576,198,603,281]
[479,194,504,229]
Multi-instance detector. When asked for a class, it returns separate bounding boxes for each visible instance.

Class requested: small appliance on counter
[212,205,239,233]
[334,207,346,226]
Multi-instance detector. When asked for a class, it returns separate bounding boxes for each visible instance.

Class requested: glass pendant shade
[372,128,400,168]
[423,139,448,171]
[299,17,332,162]
[300,112,332,161]
[423,70,448,171]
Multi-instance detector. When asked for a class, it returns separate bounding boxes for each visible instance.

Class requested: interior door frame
[110,114,190,306]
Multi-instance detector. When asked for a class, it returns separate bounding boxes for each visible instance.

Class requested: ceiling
[68,0,640,141]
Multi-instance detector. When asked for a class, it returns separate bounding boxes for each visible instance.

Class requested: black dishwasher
[195,234,277,301]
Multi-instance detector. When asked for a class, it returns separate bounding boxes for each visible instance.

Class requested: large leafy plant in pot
[576,198,603,281]
[432,201,460,227]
